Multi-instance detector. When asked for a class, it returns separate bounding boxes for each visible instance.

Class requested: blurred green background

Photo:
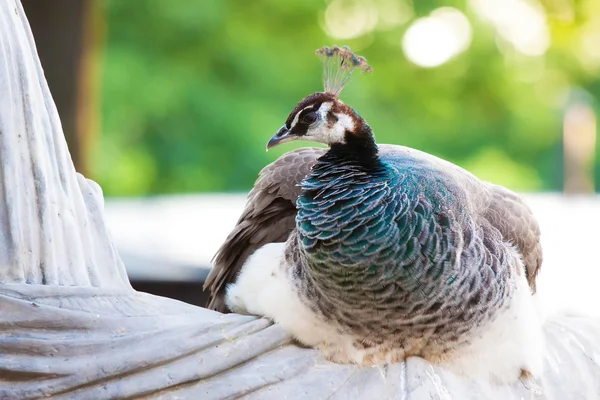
[18,0,600,308]
[28,0,600,196]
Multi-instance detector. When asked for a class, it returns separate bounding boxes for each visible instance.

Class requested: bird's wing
[482,184,543,292]
[204,147,326,312]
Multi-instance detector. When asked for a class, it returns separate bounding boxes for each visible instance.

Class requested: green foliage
[96,0,600,196]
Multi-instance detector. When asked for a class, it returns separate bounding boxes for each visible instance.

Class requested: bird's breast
[296,168,403,269]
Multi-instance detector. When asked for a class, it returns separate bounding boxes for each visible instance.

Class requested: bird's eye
[302,112,318,124]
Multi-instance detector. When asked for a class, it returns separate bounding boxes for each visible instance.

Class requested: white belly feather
[226,243,544,385]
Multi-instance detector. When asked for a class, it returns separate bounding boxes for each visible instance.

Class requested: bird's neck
[321,123,381,171]
[296,133,397,271]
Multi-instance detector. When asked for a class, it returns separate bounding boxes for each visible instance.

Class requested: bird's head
[267,46,372,151]
[267,92,365,149]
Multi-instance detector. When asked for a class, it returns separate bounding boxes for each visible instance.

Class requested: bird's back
[378,145,491,216]
[378,145,541,289]
[205,145,541,312]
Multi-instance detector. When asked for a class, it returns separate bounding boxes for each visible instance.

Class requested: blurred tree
[95,0,600,196]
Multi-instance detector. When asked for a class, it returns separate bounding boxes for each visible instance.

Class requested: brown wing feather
[203,147,326,312]
[483,184,543,292]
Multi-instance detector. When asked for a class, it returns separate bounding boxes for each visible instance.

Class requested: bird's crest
[316,46,372,96]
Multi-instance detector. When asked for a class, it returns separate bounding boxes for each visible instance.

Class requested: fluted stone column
[0,0,599,399]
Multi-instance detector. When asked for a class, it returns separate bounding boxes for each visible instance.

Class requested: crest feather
[316,45,372,96]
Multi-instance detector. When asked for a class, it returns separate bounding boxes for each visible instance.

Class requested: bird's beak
[266,126,293,151]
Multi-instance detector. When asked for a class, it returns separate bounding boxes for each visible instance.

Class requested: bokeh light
[578,16,600,72]
[402,7,472,68]
[469,0,550,56]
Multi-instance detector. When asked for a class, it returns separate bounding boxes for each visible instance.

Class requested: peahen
[204,46,544,385]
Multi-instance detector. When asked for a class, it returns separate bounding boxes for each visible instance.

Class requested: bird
[203,46,544,385]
